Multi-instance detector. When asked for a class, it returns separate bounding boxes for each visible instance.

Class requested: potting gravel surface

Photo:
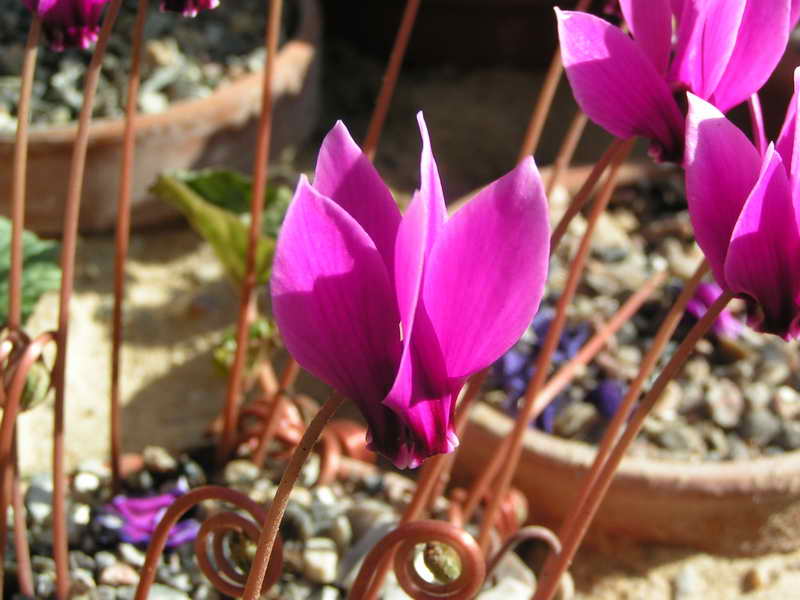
[0,0,294,132]
[9,444,537,599]
[488,173,800,462]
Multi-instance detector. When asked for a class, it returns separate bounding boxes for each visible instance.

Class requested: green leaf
[175,169,292,238]
[151,172,285,285]
[0,217,61,324]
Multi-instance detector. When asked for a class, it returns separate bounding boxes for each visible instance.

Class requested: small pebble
[742,564,774,592]
[673,564,704,599]
[739,409,782,446]
[143,446,178,473]
[99,562,139,586]
[302,537,339,584]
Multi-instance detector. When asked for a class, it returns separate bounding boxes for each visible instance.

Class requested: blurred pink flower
[271,114,550,468]
[160,0,219,17]
[23,0,109,51]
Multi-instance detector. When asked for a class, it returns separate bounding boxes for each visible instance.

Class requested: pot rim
[472,403,800,496]
[0,0,319,146]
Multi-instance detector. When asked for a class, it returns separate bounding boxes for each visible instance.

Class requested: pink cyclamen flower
[684,78,800,340]
[161,0,219,17]
[271,114,550,468]
[556,0,798,161]
[23,0,109,51]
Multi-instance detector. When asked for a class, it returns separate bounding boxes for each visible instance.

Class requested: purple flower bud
[103,485,197,547]
[588,379,626,418]
[685,282,742,338]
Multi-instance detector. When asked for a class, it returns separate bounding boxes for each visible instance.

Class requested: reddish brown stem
[241,392,344,599]
[50,3,122,597]
[516,0,591,162]
[362,0,422,160]
[110,0,148,495]
[11,435,33,596]
[477,138,635,552]
[534,285,731,600]
[0,332,55,598]
[550,138,625,250]
[8,17,40,330]
[251,358,300,466]
[217,0,284,465]
[460,267,664,523]
[546,111,588,195]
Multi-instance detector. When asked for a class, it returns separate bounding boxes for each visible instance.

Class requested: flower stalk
[534,286,734,600]
[110,0,148,494]
[50,1,123,596]
[217,0,283,465]
[240,392,344,599]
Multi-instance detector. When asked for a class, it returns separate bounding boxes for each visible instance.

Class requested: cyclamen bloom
[556,0,797,161]
[271,114,550,468]
[684,81,800,340]
[23,0,109,51]
[161,0,219,17]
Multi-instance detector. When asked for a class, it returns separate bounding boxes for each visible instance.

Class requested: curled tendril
[194,511,284,597]
[349,520,485,600]
[134,486,283,600]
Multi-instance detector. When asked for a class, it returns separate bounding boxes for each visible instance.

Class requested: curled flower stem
[134,486,282,599]
[110,0,148,495]
[362,0,422,160]
[534,277,730,600]
[747,92,767,156]
[217,0,283,465]
[240,392,344,600]
[350,520,486,600]
[51,3,122,595]
[361,371,488,600]
[477,138,635,553]
[550,137,626,250]
[460,268,665,523]
[546,111,589,195]
[2,17,40,597]
[516,0,592,161]
[251,358,301,466]
[0,332,56,597]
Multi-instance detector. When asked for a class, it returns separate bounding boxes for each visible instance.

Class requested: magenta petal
[556,9,683,156]
[710,0,791,112]
[777,68,800,190]
[382,322,459,469]
[421,157,549,378]
[271,177,401,405]
[619,0,672,74]
[313,121,402,272]
[416,113,447,244]
[671,0,744,102]
[725,146,800,340]
[684,94,762,287]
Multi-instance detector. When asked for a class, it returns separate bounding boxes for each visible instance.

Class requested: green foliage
[0,217,61,324]
[151,169,291,285]
[212,317,276,377]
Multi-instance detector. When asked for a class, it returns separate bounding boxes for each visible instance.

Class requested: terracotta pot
[0,0,322,234]
[456,404,800,556]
